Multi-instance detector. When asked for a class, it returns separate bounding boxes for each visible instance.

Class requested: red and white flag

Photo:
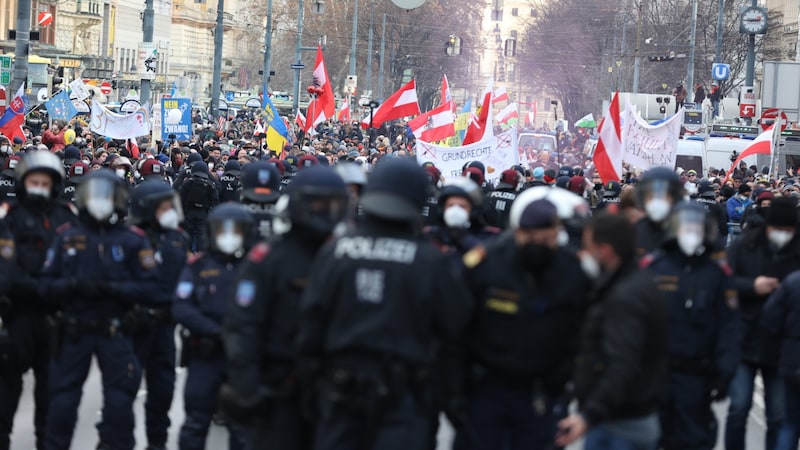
[295,111,306,130]
[362,79,420,129]
[309,45,335,128]
[253,118,265,135]
[492,86,509,104]
[409,101,455,142]
[726,125,776,181]
[463,80,493,145]
[216,115,226,132]
[441,74,454,111]
[593,92,623,184]
[337,99,351,122]
[495,102,519,125]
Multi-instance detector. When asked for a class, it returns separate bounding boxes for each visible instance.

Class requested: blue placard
[712,63,730,81]
[161,98,193,141]
[225,91,235,102]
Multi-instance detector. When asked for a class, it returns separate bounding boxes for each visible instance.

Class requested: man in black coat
[725,197,800,450]
[557,212,668,449]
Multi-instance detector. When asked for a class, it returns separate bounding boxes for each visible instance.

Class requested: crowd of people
[2,113,800,450]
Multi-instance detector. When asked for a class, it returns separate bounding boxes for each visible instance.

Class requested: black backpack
[183,176,214,211]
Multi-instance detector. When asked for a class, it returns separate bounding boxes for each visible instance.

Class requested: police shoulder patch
[725,289,739,310]
[463,245,487,269]
[0,238,15,260]
[715,259,733,276]
[129,226,146,237]
[176,281,194,299]
[139,248,157,270]
[187,252,204,265]
[55,222,72,234]
[248,242,271,263]
[639,253,656,268]
[0,202,9,220]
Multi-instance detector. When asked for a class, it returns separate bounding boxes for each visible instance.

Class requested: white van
[675,137,705,175]
[705,137,766,175]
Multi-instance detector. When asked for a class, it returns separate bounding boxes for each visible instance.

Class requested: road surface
[10,361,768,449]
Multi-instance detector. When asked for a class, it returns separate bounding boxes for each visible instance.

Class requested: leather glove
[710,377,729,402]
[218,383,268,425]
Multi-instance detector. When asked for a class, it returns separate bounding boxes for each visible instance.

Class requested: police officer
[0,151,78,450]
[172,152,203,192]
[221,166,350,449]
[137,159,170,186]
[596,180,621,210]
[40,169,159,450]
[455,196,591,450]
[335,162,367,224]
[172,203,252,450]
[296,158,474,450]
[127,180,190,450]
[239,162,281,240]
[421,163,442,227]
[218,160,242,203]
[0,155,19,202]
[635,166,684,255]
[695,179,729,247]
[645,202,740,450]
[179,161,220,252]
[425,177,500,257]
[486,169,520,229]
[60,162,89,204]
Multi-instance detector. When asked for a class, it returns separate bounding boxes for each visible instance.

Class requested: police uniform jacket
[646,244,740,381]
[463,234,591,394]
[172,252,241,337]
[296,222,474,367]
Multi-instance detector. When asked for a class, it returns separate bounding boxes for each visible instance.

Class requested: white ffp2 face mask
[215,232,243,255]
[557,229,570,247]
[115,168,127,179]
[157,209,180,230]
[769,230,794,249]
[26,186,50,199]
[86,198,114,221]
[645,198,671,223]
[579,252,601,279]
[443,205,470,229]
[677,232,704,256]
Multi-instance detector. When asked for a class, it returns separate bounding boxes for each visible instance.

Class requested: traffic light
[52,67,64,86]
[445,35,461,56]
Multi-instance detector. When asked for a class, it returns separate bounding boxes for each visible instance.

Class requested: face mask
[557,229,570,247]
[157,209,180,230]
[517,243,553,271]
[26,186,50,199]
[768,230,794,249]
[0,145,11,154]
[86,197,114,221]
[645,198,671,223]
[677,232,704,256]
[82,159,90,165]
[216,170,224,177]
[215,232,243,255]
[443,205,470,229]
[579,252,601,279]
[115,168,127,178]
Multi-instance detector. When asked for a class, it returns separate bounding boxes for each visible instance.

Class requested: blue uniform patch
[235,280,256,307]
[176,281,194,299]
[43,248,55,269]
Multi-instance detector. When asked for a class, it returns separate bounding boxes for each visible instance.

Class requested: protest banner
[416,129,519,183]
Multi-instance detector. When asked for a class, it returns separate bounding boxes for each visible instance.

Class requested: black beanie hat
[767,197,798,228]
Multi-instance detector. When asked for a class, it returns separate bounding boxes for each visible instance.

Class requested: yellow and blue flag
[262,94,290,154]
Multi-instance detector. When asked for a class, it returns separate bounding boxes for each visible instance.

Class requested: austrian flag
[409,101,455,142]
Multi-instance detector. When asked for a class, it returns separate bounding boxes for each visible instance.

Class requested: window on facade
[512,8,518,16]
[492,9,503,21]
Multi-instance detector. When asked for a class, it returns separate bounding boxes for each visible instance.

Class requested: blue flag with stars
[44,90,78,122]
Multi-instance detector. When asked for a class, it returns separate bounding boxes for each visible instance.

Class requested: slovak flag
[0,84,28,143]
[463,80,493,145]
[337,100,351,122]
[409,101,455,142]
[593,92,623,184]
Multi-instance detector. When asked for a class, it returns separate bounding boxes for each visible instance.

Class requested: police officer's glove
[297,358,320,421]
[444,395,470,430]
[710,377,729,402]
[218,383,268,425]
[195,335,220,358]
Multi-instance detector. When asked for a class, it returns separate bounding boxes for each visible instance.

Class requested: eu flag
[45,90,78,122]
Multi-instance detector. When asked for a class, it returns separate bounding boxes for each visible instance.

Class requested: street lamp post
[292,0,325,115]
